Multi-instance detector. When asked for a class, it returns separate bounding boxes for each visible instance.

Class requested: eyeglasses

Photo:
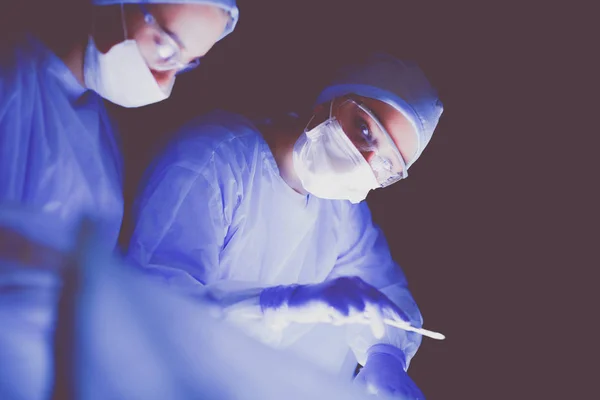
[124,4,201,74]
[335,97,410,187]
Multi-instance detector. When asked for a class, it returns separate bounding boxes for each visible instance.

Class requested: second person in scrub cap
[128,53,443,399]
[0,0,238,252]
[0,2,237,398]
[87,0,239,108]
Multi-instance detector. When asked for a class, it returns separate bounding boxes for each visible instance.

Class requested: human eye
[355,117,377,147]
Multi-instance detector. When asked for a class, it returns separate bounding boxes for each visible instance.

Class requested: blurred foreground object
[0,208,398,399]
[0,205,72,399]
[66,221,395,399]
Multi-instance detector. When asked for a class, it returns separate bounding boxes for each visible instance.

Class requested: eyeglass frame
[336,96,410,186]
[121,3,201,74]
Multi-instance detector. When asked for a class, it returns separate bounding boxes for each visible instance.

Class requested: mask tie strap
[303,99,336,135]
[120,2,128,41]
[329,99,334,119]
[303,111,318,134]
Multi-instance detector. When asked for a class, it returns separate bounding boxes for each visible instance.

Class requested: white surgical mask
[292,109,379,204]
[84,38,173,108]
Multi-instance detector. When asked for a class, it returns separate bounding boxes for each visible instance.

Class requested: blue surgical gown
[0,35,123,399]
[128,111,423,376]
[0,35,123,247]
[0,208,70,400]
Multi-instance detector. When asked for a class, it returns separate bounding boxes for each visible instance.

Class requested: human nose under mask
[84,38,174,108]
[292,115,379,204]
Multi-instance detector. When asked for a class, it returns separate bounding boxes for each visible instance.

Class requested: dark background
[2,0,580,398]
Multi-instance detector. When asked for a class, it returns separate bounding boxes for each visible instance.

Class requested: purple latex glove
[354,344,425,399]
[259,276,410,339]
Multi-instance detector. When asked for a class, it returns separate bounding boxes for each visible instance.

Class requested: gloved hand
[259,276,410,338]
[354,344,424,399]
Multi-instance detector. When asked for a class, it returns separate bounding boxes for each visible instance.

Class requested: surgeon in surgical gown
[0,1,238,399]
[0,0,239,248]
[129,54,443,399]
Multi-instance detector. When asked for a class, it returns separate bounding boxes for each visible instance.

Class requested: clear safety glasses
[122,4,201,74]
[334,97,410,188]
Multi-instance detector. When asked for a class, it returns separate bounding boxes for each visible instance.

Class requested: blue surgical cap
[92,0,239,39]
[316,53,444,167]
